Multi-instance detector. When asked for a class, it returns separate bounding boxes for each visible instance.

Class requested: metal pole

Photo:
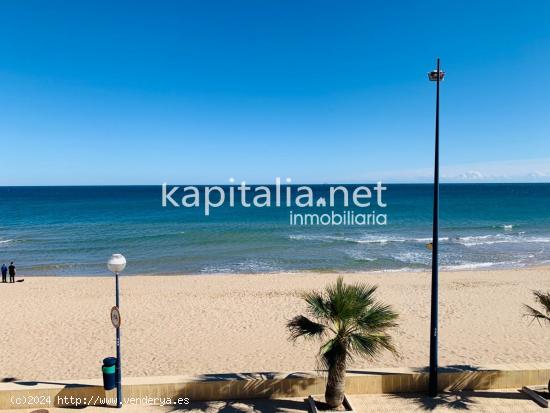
[116,271,122,408]
[428,58,441,397]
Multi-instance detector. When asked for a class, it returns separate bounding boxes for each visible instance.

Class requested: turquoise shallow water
[0,184,549,275]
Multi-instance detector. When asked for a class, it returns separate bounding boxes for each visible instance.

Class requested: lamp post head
[428,70,445,81]
[107,253,126,274]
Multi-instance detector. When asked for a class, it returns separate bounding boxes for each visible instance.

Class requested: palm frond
[287,315,326,340]
[325,277,378,324]
[356,302,399,333]
[524,290,550,326]
[524,304,550,325]
[533,290,550,314]
[348,332,398,360]
[349,281,378,305]
[302,290,331,320]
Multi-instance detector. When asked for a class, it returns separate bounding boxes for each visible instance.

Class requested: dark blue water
[1,184,549,275]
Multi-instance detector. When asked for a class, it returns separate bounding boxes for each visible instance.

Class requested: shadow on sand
[3,379,107,409]
[388,390,531,411]
[1,377,18,383]
[167,372,316,412]
[171,398,309,413]
[381,364,526,411]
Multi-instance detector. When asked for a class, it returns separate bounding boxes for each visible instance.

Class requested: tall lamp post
[107,253,126,408]
[428,59,444,397]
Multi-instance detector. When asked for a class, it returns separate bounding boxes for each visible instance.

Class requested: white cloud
[456,170,484,180]
[527,171,549,178]
[356,158,550,183]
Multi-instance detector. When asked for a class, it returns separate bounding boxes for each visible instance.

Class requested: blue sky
[1,0,549,185]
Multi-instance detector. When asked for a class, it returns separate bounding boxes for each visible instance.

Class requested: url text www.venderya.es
[57,395,190,407]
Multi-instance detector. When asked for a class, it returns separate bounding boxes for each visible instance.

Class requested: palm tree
[287,276,399,408]
[524,290,550,391]
[524,290,550,325]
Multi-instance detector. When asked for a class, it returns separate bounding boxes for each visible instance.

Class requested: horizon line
[1,181,550,187]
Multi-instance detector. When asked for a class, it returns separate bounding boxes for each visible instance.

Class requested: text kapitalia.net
[162,180,387,216]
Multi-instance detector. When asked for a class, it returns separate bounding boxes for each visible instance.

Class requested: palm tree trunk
[325,352,347,408]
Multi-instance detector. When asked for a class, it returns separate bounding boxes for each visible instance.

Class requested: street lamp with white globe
[107,253,126,408]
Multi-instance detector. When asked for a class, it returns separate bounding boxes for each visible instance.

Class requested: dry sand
[0,267,548,381]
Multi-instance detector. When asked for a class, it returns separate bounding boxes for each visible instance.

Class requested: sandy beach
[0,267,548,381]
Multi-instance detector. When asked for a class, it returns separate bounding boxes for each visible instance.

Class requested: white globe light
[107,254,127,274]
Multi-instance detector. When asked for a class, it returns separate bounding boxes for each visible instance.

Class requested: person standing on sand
[1,264,6,283]
[8,262,15,283]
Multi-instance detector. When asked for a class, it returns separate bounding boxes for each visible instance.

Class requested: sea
[1,184,549,276]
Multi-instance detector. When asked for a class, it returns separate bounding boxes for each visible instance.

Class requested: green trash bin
[102,357,116,390]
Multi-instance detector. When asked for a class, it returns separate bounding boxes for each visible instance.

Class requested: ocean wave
[371,267,425,273]
[289,234,449,245]
[441,260,526,270]
[288,234,374,244]
[488,224,515,230]
[200,259,281,274]
[392,251,431,266]
[441,262,497,270]
[200,265,236,274]
[390,249,532,270]
[0,239,13,246]
[454,234,550,247]
[345,250,377,262]
[26,262,86,272]
[287,227,524,247]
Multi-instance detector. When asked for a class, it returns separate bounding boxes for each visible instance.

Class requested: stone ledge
[1,363,549,409]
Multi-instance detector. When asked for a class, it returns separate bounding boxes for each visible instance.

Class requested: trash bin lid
[103,357,117,366]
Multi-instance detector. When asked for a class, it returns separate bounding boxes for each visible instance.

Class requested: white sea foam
[345,250,377,262]
[236,259,279,273]
[392,251,431,266]
[289,234,390,244]
[442,260,526,270]
[455,234,550,247]
[200,259,281,274]
[0,239,13,246]
[200,265,235,274]
[442,262,497,270]
[371,267,424,273]
[289,234,449,245]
